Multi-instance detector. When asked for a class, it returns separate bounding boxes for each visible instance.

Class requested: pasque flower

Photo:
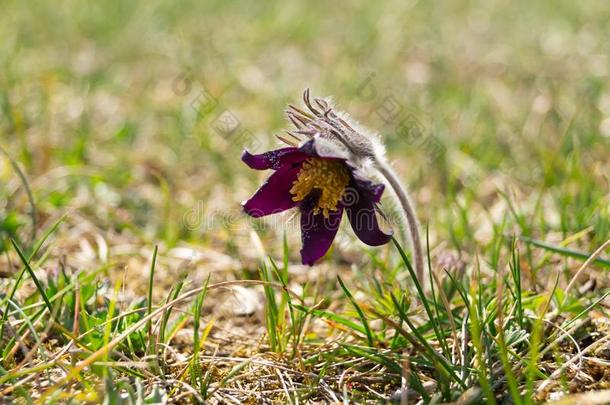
[242,90,423,279]
[242,138,392,265]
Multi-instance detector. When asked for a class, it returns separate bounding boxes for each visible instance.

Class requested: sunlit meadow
[1,0,609,403]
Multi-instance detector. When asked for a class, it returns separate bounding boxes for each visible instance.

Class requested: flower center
[290,158,350,217]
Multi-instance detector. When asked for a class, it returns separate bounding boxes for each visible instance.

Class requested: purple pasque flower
[241,138,392,265]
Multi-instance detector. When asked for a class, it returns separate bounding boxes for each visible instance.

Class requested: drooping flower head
[241,90,392,265]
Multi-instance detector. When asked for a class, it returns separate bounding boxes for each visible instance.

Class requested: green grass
[1,0,610,403]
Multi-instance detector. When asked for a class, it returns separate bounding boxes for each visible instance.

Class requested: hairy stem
[375,160,425,286]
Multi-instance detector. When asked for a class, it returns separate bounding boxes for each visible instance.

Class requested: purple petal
[242,166,301,217]
[242,139,347,172]
[300,206,343,265]
[241,147,308,170]
[344,183,392,246]
[350,169,385,203]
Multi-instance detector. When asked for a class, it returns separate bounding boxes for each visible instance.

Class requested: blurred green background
[1,0,609,261]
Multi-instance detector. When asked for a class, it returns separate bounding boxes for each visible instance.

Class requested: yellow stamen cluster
[290,158,350,217]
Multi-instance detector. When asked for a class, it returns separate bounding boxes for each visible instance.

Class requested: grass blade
[337,276,375,347]
[147,245,159,351]
[10,239,53,314]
